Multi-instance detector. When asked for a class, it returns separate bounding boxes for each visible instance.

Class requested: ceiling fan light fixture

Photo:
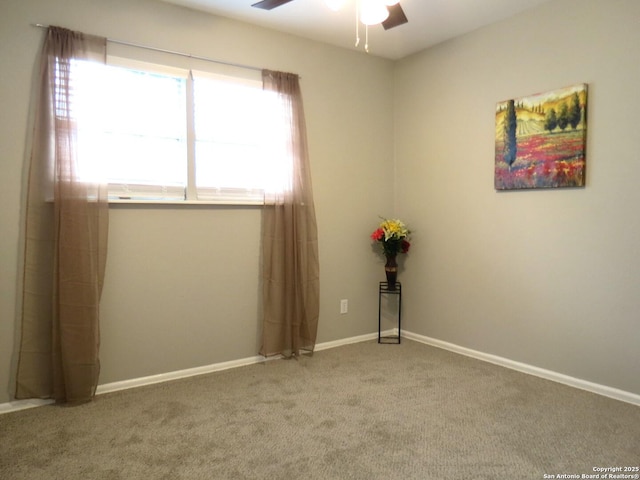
[323,0,346,11]
[360,0,389,26]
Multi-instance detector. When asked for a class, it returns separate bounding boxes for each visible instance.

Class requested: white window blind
[192,71,268,204]
[71,57,289,204]
[75,60,188,201]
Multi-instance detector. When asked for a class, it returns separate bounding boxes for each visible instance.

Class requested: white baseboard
[3,328,637,413]
[0,398,54,414]
[95,355,273,396]
[314,330,391,351]
[402,330,640,407]
[97,331,394,396]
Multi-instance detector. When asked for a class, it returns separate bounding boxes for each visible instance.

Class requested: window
[73,58,286,204]
[192,71,286,203]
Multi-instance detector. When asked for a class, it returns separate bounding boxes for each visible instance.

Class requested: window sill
[108,198,264,206]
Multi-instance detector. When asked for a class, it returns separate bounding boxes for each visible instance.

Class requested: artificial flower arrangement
[370,218,411,257]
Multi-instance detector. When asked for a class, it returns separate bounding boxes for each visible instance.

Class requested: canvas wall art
[495,84,588,190]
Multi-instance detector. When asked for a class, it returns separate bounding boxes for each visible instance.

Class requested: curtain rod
[31,23,265,74]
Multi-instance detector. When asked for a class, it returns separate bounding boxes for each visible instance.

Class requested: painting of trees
[503,99,517,168]
[495,84,588,190]
[544,109,557,133]
[568,92,582,129]
[557,103,569,131]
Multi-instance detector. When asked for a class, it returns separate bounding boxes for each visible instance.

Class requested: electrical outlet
[340,299,348,314]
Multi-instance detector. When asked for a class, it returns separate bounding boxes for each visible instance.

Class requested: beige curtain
[260,70,320,358]
[15,26,108,403]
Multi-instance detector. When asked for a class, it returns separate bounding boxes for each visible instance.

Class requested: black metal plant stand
[378,281,401,344]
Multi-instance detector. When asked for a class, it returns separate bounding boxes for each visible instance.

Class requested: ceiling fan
[251,0,409,31]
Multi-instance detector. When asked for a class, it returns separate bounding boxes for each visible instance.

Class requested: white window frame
[77,55,281,205]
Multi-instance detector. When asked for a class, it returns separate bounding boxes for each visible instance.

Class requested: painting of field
[495,84,587,190]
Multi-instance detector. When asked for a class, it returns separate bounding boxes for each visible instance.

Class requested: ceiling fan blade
[251,0,295,10]
[382,3,408,30]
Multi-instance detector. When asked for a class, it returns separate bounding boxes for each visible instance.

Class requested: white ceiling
[158,0,553,60]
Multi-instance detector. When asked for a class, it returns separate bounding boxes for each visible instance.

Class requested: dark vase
[385,254,398,290]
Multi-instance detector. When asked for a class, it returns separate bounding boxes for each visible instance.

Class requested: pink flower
[370,228,385,241]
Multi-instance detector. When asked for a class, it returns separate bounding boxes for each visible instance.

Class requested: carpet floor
[1,339,639,479]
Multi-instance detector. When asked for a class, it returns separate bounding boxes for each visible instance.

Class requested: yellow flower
[380,219,408,240]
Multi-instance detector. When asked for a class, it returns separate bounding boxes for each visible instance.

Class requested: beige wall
[394,0,640,395]
[0,0,394,403]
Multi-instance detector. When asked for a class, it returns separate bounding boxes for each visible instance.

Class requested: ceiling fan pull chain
[365,24,369,53]
[355,0,361,47]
